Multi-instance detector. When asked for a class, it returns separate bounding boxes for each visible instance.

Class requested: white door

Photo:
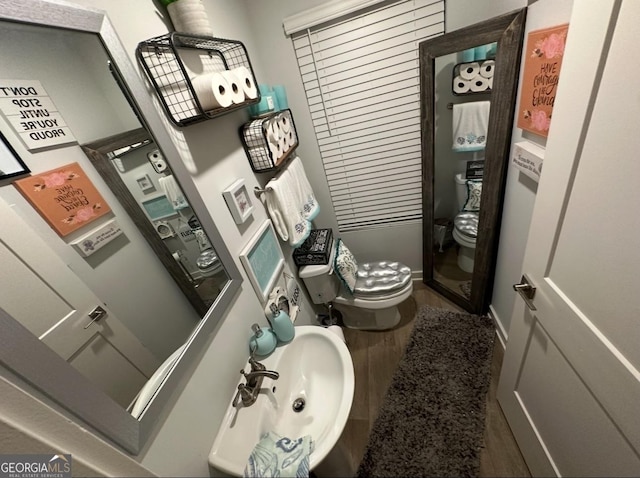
[497,1,640,476]
[0,199,160,409]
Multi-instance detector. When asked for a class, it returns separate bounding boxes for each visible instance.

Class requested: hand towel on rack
[264,156,319,247]
[452,101,491,152]
[158,175,189,210]
[288,156,319,222]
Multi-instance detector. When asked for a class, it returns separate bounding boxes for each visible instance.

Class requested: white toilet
[453,173,480,273]
[299,239,413,330]
[196,249,223,278]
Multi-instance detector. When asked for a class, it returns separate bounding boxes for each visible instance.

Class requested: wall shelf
[239,109,298,173]
[136,32,260,127]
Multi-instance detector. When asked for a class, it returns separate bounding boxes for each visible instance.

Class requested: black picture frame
[0,130,30,180]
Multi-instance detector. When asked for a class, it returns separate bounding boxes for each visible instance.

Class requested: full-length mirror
[0,1,241,454]
[420,9,526,314]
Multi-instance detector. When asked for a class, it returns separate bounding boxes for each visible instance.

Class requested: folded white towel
[244,431,314,478]
[158,175,189,210]
[288,156,319,222]
[264,156,319,247]
[452,101,491,152]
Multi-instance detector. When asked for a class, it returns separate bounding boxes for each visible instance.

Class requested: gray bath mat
[356,306,494,477]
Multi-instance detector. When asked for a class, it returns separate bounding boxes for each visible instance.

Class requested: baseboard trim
[488,305,507,349]
[411,270,423,281]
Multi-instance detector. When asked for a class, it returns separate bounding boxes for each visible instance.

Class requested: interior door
[497,0,640,475]
[0,198,160,409]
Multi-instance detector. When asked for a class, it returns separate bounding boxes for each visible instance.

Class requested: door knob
[84,306,107,329]
[513,275,537,311]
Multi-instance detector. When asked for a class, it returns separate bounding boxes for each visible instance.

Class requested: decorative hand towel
[334,238,358,294]
[158,175,188,210]
[452,101,491,152]
[244,431,314,478]
[288,156,320,222]
[264,168,312,247]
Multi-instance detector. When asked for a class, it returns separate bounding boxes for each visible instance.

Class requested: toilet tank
[454,173,468,210]
[298,239,340,305]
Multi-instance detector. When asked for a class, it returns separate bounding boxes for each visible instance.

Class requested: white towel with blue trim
[243,431,314,478]
[452,101,491,152]
[158,175,189,210]
[264,156,319,247]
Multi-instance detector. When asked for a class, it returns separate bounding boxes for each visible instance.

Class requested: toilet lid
[196,250,220,270]
[353,261,412,297]
[454,212,479,238]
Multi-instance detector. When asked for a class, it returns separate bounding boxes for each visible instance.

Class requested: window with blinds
[291,0,445,231]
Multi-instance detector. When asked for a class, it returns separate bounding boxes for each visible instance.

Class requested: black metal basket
[239,109,298,173]
[136,32,260,126]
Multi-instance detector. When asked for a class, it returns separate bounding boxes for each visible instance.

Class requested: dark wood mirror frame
[420,9,527,314]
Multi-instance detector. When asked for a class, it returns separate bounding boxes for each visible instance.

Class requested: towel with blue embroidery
[243,431,314,478]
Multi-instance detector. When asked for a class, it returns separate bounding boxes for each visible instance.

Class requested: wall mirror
[0,0,241,454]
[82,128,228,316]
[420,9,526,314]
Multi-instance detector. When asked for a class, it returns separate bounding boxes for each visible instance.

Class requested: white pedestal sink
[208,326,355,477]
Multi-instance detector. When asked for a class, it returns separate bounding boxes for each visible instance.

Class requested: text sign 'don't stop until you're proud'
[0,79,76,151]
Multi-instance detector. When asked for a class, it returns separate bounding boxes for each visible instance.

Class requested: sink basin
[208,326,354,476]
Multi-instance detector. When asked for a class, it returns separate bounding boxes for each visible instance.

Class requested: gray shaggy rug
[356,306,494,477]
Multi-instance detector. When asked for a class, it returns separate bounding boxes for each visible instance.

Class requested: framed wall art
[240,220,284,303]
[0,130,30,180]
[14,162,111,237]
[517,23,570,137]
[223,178,254,224]
[141,194,178,221]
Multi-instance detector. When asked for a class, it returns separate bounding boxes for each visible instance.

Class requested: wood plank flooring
[337,281,530,477]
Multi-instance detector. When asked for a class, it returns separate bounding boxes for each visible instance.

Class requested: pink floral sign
[14,162,111,237]
[517,24,569,137]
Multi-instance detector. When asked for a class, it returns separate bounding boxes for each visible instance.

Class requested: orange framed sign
[14,162,111,237]
[517,23,569,137]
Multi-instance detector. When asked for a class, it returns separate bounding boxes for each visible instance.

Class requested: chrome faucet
[233,357,279,407]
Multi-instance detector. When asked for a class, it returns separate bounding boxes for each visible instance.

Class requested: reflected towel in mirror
[452,101,491,152]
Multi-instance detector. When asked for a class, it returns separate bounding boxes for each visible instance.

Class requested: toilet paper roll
[453,76,471,94]
[459,62,480,80]
[277,139,287,158]
[326,325,346,343]
[267,119,281,142]
[268,142,282,161]
[220,70,245,104]
[487,76,494,90]
[232,66,258,100]
[282,132,290,152]
[470,76,490,93]
[279,114,291,133]
[192,72,233,109]
[479,60,495,79]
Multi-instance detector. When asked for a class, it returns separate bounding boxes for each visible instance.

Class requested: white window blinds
[291,0,445,231]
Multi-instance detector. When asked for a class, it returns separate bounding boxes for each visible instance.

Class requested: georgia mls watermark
[0,454,71,478]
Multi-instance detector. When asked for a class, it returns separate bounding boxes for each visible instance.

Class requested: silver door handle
[513,275,537,311]
[84,306,107,329]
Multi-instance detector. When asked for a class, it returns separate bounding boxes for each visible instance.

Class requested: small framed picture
[136,174,154,193]
[240,220,284,303]
[223,178,254,224]
[0,131,30,181]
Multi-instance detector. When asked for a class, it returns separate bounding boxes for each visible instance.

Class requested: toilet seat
[453,212,479,240]
[353,261,412,297]
[197,249,223,277]
[334,280,413,310]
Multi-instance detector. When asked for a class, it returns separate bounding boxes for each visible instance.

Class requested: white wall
[490,0,574,342]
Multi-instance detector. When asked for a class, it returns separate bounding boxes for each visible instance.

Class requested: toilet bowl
[299,239,413,330]
[453,174,480,273]
[196,249,223,278]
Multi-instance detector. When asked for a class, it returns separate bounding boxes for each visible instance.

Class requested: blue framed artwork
[240,220,284,303]
[141,194,177,221]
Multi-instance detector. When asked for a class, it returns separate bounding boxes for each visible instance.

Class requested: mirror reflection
[432,45,493,300]
[0,18,228,419]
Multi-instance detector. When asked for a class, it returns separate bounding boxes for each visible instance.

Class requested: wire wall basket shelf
[240,109,298,173]
[136,32,260,127]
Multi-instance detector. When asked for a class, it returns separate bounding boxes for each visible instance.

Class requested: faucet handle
[233,383,252,407]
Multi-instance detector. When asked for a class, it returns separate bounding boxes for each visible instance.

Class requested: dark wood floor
[337,281,531,477]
